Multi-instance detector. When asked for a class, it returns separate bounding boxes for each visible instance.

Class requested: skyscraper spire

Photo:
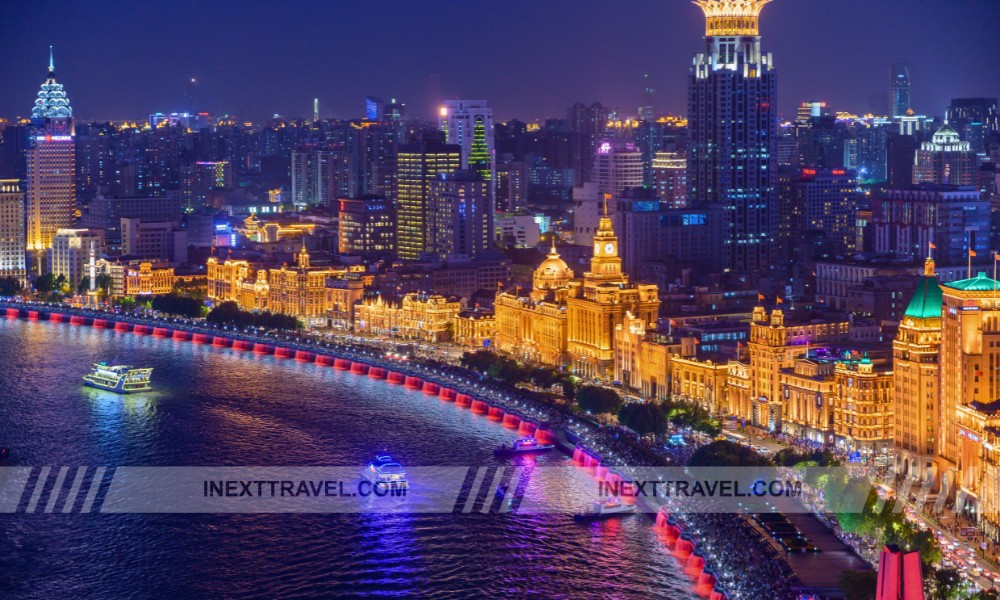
[49,45,54,72]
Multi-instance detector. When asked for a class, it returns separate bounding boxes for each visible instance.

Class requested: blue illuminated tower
[688,0,777,273]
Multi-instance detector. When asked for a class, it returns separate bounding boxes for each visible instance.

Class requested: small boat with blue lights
[573,498,637,521]
[495,437,554,455]
[82,362,153,393]
[361,454,408,489]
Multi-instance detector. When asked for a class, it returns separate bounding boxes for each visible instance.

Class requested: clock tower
[589,215,623,281]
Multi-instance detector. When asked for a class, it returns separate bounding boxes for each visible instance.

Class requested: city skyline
[0,0,998,122]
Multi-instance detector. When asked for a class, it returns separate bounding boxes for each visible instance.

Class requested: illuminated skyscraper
[913,125,975,186]
[26,48,75,274]
[890,63,911,119]
[440,100,494,188]
[688,0,777,272]
[594,139,644,199]
[395,140,461,261]
[428,170,491,260]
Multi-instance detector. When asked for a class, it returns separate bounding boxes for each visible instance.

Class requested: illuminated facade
[395,141,461,260]
[689,0,777,272]
[938,271,1000,517]
[50,229,102,288]
[324,278,365,331]
[206,247,346,325]
[565,214,660,377]
[454,310,496,348]
[728,307,851,431]
[832,357,894,454]
[0,179,26,284]
[614,313,677,402]
[779,358,837,445]
[671,353,730,414]
[355,293,462,343]
[893,258,942,484]
[493,242,573,367]
[266,246,342,323]
[27,49,75,272]
[123,261,175,296]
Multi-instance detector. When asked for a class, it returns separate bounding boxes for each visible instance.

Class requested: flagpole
[969,249,973,279]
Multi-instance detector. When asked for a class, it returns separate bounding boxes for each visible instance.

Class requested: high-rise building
[26,48,75,274]
[872,186,988,266]
[947,98,999,156]
[337,196,395,261]
[890,63,911,119]
[638,74,656,121]
[779,167,859,256]
[0,124,29,183]
[440,100,494,186]
[688,0,777,273]
[395,140,461,261]
[365,96,384,121]
[913,125,976,187]
[0,179,26,284]
[651,151,687,208]
[893,257,942,485]
[291,148,334,207]
[428,170,491,260]
[594,139,643,198]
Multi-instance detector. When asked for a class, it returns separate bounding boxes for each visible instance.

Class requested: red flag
[929,243,937,249]
[776,297,784,304]
[971,250,978,257]
[757,293,765,302]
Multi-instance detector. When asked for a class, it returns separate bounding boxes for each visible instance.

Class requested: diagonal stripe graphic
[81,467,106,513]
[462,467,487,513]
[25,466,50,513]
[62,466,88,513]
[482,467,507,513]
[498,467,523,513]
[44,466,70,513]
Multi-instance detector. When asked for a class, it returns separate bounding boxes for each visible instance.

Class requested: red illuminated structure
[876,545,923,600]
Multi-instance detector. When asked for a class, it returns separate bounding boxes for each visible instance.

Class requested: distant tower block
[876,545,924,600]
[313,98,319,122]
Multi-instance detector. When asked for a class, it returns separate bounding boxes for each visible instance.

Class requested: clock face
[604,242,615,255]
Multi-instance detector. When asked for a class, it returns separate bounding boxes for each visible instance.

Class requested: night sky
[2,0,998,123]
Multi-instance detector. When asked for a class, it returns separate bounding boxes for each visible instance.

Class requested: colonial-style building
[779,358,837,445]
[565,213,660,377]
[832,357,894,454]
[206,246,349,326]
[893,257,942,485]
[95,259,175,297]
[355,293,462,343]
[454,309,496,348]
[614,312,678,402]
[493,242,573,367]
[728,306,851,431]
[671,353,730,415]
[937,270,1000,522]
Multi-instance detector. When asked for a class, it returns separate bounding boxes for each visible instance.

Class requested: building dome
[32,48,72,121]
[533,243,573,290]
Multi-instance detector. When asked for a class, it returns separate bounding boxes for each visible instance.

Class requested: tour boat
[361,454,408,489]
[495,437,554,455]
[82,363,153,394]
[573,498,637,521]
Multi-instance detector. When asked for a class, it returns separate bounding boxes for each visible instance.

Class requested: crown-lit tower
[26,47,76,275]
[688,0,777,273]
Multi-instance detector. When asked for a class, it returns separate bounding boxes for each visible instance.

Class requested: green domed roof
[943,272,1000,292]
[904,274,942,319]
